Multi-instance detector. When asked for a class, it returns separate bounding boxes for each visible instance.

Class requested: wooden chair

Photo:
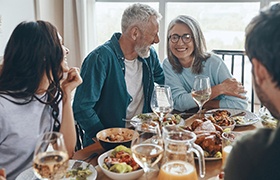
[212,50,260,113]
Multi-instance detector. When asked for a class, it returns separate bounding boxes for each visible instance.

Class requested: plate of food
[65,160,97,180]
[206,109,259,127]
[259,107,278,129]
[180,119,223,160]
[131,113,184,126]
[16,159,97,180]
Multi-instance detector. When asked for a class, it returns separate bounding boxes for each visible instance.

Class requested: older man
[73,3,164,147]
[224,3,280,180]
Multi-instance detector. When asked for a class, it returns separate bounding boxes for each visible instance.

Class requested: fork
[71,160,83,169]
[82,152,99,162]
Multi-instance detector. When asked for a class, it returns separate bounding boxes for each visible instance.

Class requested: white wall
[0,0,63,59]
[0,0,35,56]
[37,0,63,36]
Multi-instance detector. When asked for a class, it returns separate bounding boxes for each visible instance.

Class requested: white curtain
[63,0,95,68]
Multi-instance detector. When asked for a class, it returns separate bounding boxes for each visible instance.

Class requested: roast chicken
[185,119,223,157]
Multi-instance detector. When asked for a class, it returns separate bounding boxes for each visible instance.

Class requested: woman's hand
[0,169,6,180]
[220,78,247,99]
[61,67,83,101]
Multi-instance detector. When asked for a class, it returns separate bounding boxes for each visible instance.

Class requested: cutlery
[122,119,139,122]
[179,111,246,119]
[179,112,214,117]
[71,160,83,169]
[82,152,99,162]
[230,111,246,117]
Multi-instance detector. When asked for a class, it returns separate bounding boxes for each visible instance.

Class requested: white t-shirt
[124,58,144,119]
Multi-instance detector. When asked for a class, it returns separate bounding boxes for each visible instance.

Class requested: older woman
[163,15,248,112]
[0,20,82,179]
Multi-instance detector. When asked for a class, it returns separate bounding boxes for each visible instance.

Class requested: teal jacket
[73,33,164,146]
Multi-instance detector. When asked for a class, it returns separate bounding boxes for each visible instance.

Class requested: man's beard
[135,44,150,58]
[253,77,280,119]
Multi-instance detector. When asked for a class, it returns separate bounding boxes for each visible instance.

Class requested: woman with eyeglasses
[163,15,248,112]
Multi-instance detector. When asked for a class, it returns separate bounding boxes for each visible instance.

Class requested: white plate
[16,159,97,180]
[131,113,184,126]
[206,108,259,127]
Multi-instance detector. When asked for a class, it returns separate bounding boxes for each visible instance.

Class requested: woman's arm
[204,55,248,109]
[60,67,82,157]
[210,78,247,100]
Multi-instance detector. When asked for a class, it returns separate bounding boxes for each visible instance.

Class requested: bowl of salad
[97,145,144,180]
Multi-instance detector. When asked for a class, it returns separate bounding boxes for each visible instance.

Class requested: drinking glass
[131,120,164,179]
[150,85,173,124]
[33,132,69,180]
[222,131,241,168]
[191,75,211,116]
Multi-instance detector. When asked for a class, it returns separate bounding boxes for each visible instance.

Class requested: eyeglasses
[168,34,192,44]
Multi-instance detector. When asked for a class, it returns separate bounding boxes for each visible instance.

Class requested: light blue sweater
[163,54,248,111]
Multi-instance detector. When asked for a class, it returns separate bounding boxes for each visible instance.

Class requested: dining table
[71,112,263,180]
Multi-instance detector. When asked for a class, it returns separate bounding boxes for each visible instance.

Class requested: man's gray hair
[121,3,162,33]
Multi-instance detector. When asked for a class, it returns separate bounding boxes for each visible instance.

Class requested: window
[94,2,159,52]
[166,2,259,52]
[94,0,270,61]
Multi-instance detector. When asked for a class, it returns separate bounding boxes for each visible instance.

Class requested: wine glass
[131,120,164,179]
[150,85,173,124]
[33,132,69,180]
[191,75,212,117]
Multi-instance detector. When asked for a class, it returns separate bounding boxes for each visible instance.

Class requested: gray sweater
[0,94,61,180]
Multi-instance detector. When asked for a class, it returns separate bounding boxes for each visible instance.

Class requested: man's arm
[73,53,106,141]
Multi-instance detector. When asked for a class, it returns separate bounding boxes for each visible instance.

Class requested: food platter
[206,108,259,127]
[131,113,184,126]
[15,160,97,180]
[259,107,278,128]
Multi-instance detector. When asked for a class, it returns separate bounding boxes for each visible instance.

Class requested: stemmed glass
[191,75,212,116]
[131,120,164,179]
[33,132,69,180]
[150,85,173,124]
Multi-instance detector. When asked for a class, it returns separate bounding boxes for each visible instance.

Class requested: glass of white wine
[33,132,69,180]
[191,75,212,117]
[131,120,164,179]
[150,85,173,124]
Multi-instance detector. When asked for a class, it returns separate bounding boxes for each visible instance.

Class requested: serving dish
[97,149,144,180]
[131,113,184,126]
[96,128,138,151]
[206,108,259,127]
[259,107,278,129]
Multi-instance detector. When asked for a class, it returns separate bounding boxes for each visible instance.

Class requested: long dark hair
[0,20,64,129]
